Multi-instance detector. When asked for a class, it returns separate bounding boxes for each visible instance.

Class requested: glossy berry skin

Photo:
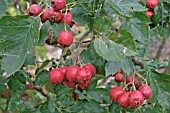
[49,68,64,84]
[146,10,155,18]
[60,66,68,80]
[128,90,144,109]
[114,73,124,83]
[63,81,76,88]
[126,76,139,87]
[118,92,130,108]
[58,31,73,47]
[76,68,92,83]
[27,4,42,17]
[48,9,62,23]
[51,0,66,11]
[139,84,152,99]
[61,12,73,26]
[78,79,91,90]
[41,9,50,23]
[65,65,80,82]
[110,86,124,102]
[82,64,96,76]
[146,0,159,8]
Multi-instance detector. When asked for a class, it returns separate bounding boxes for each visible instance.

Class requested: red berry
[49,68,64,84]
[78,79,91,90]
[146,0,159,8]
[27,4,42,17]
[58,31,73,47]
[118,92,130,108]
[65,65,80,82]
[126,76,139,87]
[48,9,62,23]
[110,86,124,102]
[114,73,124,83]
[146,10,155,18]
[76,68,92,83]
[139,84,152,99]
[63,81,76,88]
[82,64,96,76]
[60,66,68,80]
[41,9,50,23]
[61,12,73,26]
[51,0,66,11]
[128,90,144,109]
[118,68,123,73]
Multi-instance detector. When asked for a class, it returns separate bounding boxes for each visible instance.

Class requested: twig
[33,87,48,97]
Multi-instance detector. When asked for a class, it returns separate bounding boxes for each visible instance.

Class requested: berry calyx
[146,0,159,9]
[128,90,144,109]
[41,9,50,23]
[63,81,76,88]
[27,4,42,17]
[51,0,66,11]
[61,12,73,26]
[139,84,152,99]
[65,65,80,82]
[49,68,64,84]
[58,31,73,47]
[114,73,124,83]
[76,68,92,83]
[126,76,139,87]
[110,86,124,102]
[78,79,91,90]
[146,10,155,18]
[118,92,130,108]
[82,64,96,76]
[48,9,62,23]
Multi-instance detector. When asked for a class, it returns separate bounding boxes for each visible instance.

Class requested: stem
[132,72,136,91]
[64,7,68,31]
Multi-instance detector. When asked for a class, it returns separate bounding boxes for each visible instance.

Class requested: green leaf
[71,6,93,26]
[0,75,8,94]
[0,0,6,16]
[128,12,150,43]
[35,60,51,75]
[109,102,120,113]
[23,53,35,66]
[116,29,137,55]
[35,70,49,86]
[94,38,124,61]
[80,42,106,75]
[105,57,133,76]
[0,16,40,76]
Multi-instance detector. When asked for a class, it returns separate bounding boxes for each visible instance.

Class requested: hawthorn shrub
[0,0,170,113]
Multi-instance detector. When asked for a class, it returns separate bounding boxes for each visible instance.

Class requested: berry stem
[64,7,68,31]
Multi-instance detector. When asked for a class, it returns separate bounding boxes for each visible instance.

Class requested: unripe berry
[146,0,159,8]
[49,68,64,84]
[126,76,139,87]
[139,84,152,99]
[51,0,66,11]
[58,31,73,47]
[76,68,92,83]
[63,81,76,88]
[118,92,130,108]
[65,65,80,82]
[61,12,73,26]
[114,73,124,83]
[82,64,96,76]
[48,9,62,23]
[128,90,144,109]
[146,10,155,18]
[27,4,42,17]
[110,86,124,102]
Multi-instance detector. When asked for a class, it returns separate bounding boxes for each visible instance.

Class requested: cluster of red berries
[27,0,74,47]
[49,64,96,90]
[110,68,152,109]
[145,0,159,18]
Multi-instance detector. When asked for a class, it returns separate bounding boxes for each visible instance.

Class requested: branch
[33,87,48,97]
